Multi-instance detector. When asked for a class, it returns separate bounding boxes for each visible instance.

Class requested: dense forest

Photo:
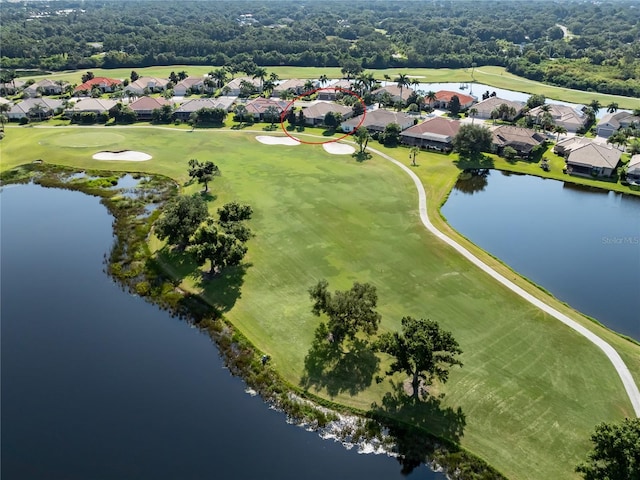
[1,0,639,96]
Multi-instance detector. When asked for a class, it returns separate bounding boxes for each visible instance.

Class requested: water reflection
[453,169,490,194]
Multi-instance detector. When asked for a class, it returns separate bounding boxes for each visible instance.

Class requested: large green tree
[452,124,493,157]
[378,316,463,399]
[308,280,381,348]
[188,159,220,193]
[155,194,208,249]
[188,219,248,275]
[576,418,640,480]
[354,126,371,153]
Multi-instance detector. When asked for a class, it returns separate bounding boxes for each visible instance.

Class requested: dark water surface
[441,171,640,340]
[1,184,442,480]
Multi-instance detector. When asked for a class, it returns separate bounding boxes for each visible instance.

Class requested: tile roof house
[244,97,288,120]
[528,104,587,132]
[553,135,593,156]
[565,142,622,177]
[272,79,315,97]
[174,97,238,120]
[597,111,640,138]
[73,77,122,96]
[223,76,262,96]
[400,116,461,151]
[472,97,525,120]
[490,125,546,156]
[7,97,63,120]
[125,77,169,95]
[431,90,475,110]
[301,101,353,126]
[0,80,26,96]
[371,85,414,104]
[341,109,414,133]
[24,78,67,97]
[129,96,172,120]
[65,98,117,115]
[627,154,640,184]
[317,80,353,101]
[173,77,206,96]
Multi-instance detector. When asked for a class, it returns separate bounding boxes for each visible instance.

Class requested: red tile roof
[401,116,461,138]
[74,77,122,93]
[434,90,475,105]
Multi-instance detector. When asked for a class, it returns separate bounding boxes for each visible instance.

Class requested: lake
[0,183,442,480]
[441,171,640,340]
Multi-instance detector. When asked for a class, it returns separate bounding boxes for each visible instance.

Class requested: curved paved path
[23,125,640,416]
[365,144,640,417]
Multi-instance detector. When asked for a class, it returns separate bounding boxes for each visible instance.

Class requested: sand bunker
[93,151,152,161]
[255,135,300,146]
[323,142,355,155]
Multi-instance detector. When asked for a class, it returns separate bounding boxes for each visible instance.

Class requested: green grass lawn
[26,64,640,109]
[2,126,639,480]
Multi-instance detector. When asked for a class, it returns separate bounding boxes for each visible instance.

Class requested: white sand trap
[255,135,300,146]
[93,151,152,161]
[323,142,355,155]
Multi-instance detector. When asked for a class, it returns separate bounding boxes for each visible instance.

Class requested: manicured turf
[2,126,639,480]
[27,64,640,109]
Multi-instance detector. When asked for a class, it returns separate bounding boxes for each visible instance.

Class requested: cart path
[365,144,640,417]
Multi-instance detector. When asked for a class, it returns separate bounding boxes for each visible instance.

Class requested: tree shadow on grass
[369,380,466,475]
[300,323,380,397]
[195,263,250,314]
[453,153,494,170]
[352,151,372,163]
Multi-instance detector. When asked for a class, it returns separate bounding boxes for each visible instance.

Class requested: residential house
[472,97,525,121]
[24,78,67,97]
[528,104,587,133]
[400,116,461,151]
[128,96,172,120]
[7,97,63,120]
[371,85,414,105]
[245,97,287,121]
[491,125,546,156]
[223,76,262,96]
[553,136,593,156]
[73,77,122,96]
[341,109,414,133]
[174,97,237,121]
[597,111,640,138]
[125,77,169,96]
[0,80,26,96]
[565,142,622,177]
[173,77,206,96]
[272,79,314,97]
[301,101,353,126]
[626,155,640,184]
[317,80,353,101]
[65,98,117,116]
[431,90,475,110]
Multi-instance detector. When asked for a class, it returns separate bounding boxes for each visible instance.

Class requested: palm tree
[425,90,437,107]
[409,146,419,166]
[395,73,410,103]
[210,68,228,89]
[303,79,315,93]
[553,125,567,142]
[588,99,601,115]
[318,74,328,86]
[469,107,478,125]
[28,102,47,121]
[269,72,279,83]
[383,74,391,83]
[234,104,248,126]
[0,112,7,129]
[607,131,628,151]
[177,71,188,81]
[252,67,268,92]
[606,102,619,114]
[262,79,275,97]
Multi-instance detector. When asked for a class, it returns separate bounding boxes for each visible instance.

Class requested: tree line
[1,1,638,97]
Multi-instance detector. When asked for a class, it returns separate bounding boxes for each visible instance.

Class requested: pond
[441,171,640,341]
[0,183,443,480]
